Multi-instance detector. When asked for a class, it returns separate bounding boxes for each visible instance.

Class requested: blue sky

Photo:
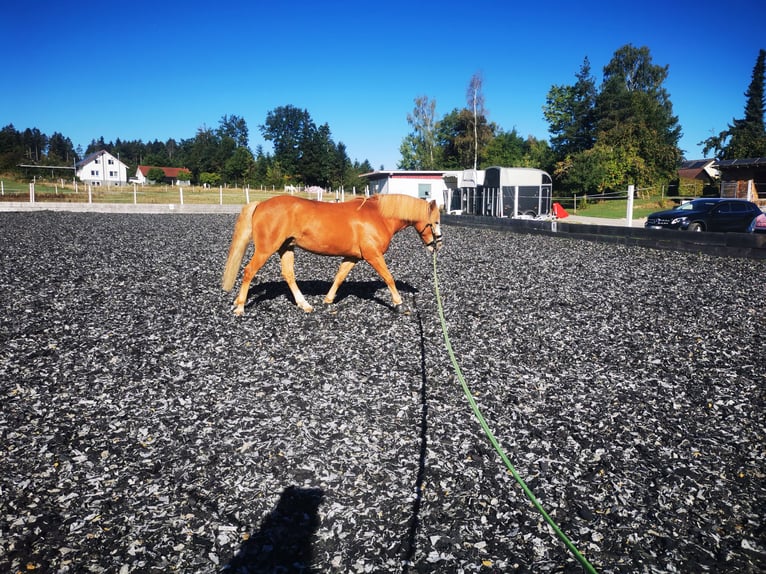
[3,0,764,170]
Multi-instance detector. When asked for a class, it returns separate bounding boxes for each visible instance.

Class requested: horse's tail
[221,201,259,292]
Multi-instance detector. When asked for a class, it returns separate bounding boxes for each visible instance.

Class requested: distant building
[134,165,191,186]
[678,159,719,184]
[76,150,129,186]
[359,170,458,208]
[714,157,766,204]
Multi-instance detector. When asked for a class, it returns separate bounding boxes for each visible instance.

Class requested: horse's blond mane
[376,194,431,222]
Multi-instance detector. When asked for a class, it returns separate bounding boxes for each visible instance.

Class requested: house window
[108,159,114,165]
[109,171,117,177]
[417,183,432,199]
[91,170,99,176]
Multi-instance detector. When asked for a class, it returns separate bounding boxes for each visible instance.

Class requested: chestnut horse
[221,194,443,315]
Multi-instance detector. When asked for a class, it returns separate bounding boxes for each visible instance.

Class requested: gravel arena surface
[1,210,764,574]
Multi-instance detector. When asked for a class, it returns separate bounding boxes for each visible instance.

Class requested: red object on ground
[552,202,569,218]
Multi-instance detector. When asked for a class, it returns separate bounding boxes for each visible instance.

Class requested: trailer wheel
[523,210,537,217]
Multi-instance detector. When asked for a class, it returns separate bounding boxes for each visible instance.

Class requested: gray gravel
[0,211,764,573]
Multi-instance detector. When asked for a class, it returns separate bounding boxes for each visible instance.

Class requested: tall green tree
[543,57,597,159]
[702,49,766,159]
[547,44,682,194]
[301,123,336,186]
[46,132,77,165]
[482,128,526,167]
[596,45,681,181]
[399,95,439,169]
[436,108,494,169]
[260,105,316,178]
[217,114,249,148]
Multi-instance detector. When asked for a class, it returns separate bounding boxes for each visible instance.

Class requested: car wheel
[688,222,704,232]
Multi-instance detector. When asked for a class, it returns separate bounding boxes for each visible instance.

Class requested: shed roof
[137,165,190,178]
[714,157,766,169]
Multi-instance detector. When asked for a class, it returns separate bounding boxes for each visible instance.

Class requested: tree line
[401,45,766,196]
[2,46,763,196]
[0,109,373,190]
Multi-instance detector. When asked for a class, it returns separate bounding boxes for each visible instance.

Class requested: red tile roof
[138,165,190,178]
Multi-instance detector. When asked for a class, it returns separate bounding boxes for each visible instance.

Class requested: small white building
[359,170,460,208]
[76,150,129,186]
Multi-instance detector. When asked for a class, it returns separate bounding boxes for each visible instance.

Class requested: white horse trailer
[444,167,553,218]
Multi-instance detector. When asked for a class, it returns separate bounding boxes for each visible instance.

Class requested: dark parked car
[645,198,763,232]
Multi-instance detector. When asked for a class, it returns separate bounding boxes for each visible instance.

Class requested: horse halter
[417,221,443,250]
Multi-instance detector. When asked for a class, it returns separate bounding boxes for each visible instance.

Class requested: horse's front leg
[365,253,403,310]
[324,258,357,305]
[279,247,313,313]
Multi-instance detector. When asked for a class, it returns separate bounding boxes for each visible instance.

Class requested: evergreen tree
[260,105,316,178]
[543,57,597,159]
[702,49,766,159]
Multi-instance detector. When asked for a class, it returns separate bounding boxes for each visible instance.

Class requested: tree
[146,167,166,183]
[260,105,316,177]
[702,49,766,159]
[466,72,486,169]
[543,57,597,159]
[47,132,76,165]
[399,96,439,169]
[545,44,682,194]
[217,114,249,148]
[223,147,255,185]
[483,128,526,167]
[184,126,220,180]
[436,108,494,169]
[301,123,336,186]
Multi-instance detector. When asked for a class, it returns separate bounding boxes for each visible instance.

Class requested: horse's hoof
[393,304,409,315]
[233,306,244,316]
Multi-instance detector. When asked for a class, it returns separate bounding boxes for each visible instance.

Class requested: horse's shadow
[245,279,418,310]
[221,486,324,574]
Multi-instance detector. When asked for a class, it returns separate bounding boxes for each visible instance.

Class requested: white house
[76,150,129,186]
[359,170,460,208]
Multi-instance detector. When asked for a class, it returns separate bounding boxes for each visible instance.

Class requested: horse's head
[415,200,443,252]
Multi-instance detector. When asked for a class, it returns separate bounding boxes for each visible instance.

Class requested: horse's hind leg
[279,247,313,313]
[233,250,270,315]
[324,258,357,304]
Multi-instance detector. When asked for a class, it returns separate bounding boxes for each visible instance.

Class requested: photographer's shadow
[222,486,324,574]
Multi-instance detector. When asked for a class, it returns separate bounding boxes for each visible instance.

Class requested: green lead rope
[432,253,599,574]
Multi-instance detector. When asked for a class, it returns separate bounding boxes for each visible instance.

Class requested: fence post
[245,187,250,204]
[219,185,223,205]
[29,182,35,203]
[627,184,635,227]
[179,186,184,205]
[133,183,137,204]
[1,181,4,196]
[88,185,92,204]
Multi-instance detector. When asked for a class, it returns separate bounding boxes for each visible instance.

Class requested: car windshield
[675,200,717,211]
